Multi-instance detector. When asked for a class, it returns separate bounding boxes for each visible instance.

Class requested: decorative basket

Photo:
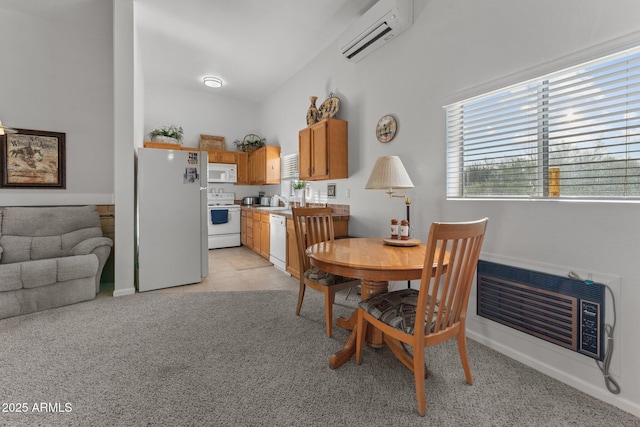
[199,134,226,151]
[240,133,265,152]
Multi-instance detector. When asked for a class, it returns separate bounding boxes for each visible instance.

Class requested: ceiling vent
[339,0,413,63]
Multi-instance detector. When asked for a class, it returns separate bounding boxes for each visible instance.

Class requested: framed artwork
[1,128,66,188]
[327,183,336,198]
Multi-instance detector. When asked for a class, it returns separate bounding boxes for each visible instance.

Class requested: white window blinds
[281,153,299,180]
[446,46,640,199]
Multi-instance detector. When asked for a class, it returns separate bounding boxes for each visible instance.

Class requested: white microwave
[208,163,237,183]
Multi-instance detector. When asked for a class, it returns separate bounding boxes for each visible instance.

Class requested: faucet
[273,194,290,209]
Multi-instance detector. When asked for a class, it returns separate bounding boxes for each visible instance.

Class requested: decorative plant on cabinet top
[234,134,266,152]
[148,125,184,144]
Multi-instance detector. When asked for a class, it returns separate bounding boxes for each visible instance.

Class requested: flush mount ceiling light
[203,77,223,88]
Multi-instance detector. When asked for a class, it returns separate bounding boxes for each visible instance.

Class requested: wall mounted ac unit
[339,0,413,63]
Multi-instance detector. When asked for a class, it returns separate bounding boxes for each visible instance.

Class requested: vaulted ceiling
[135,0,376,103]
[2,0,376,103]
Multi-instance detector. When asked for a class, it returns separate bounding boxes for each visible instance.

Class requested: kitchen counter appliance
[242,196,259,205]
[269,214,288,273]
[208,192,241,249]
[208,163,237,183]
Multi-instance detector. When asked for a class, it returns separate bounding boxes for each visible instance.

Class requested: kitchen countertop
[240,205,350,220]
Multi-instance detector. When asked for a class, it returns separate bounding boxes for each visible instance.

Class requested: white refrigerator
[137,148,209,292]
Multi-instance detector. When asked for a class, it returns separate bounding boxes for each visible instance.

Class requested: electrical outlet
[345,188,350,198]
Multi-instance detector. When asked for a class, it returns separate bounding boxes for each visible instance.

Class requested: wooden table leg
[330,279,388,369]
[335,310,357,330]
[329,328,357,369]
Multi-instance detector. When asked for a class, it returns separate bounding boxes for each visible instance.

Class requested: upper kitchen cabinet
[206,150,236,164]
[248,146,280,185]
[236,152,249,185]
[298,119,348,181]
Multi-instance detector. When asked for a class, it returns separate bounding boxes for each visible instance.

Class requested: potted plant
[149,125,184,144]
[293,180,307,207]
[233,133,266,152]
[292,180,307,190]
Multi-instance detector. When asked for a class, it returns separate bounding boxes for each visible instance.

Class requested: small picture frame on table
[1,128,66,188]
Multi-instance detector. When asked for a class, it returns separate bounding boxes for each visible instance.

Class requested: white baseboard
[112,287,135,297]
[466,329,640,419]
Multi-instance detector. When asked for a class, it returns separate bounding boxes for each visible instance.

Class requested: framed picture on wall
[327,183,336,198]
[0,128,66,188]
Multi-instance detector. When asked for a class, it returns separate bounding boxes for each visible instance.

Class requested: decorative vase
[306,96,318,126]
[295,189,305,207]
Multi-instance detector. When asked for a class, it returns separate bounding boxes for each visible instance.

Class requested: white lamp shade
[365,156,414,189]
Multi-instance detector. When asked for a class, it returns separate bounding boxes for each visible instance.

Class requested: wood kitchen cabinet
[236,152,249,185]
[206,150,236,164]
[249,212,269,259]
[143,141,182,150]
[241,209,248,246]
[298,118,348,181]
[241,208,271,259]
[260,213,270,259]
[142,143,240,167]
[252,213,261,255]
[248,146,281,185]
[245,211,253,249]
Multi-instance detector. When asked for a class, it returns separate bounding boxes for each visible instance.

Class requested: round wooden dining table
[306,237,441,369]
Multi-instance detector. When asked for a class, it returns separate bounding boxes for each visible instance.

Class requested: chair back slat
[292,207,335,272]
[416,218,488,337]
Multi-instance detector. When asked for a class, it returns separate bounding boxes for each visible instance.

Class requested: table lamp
[366,155,415,289]
[365,155,414,222]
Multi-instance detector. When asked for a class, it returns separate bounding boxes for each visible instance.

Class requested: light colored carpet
[0,290,637,426]
[225,254,273,270]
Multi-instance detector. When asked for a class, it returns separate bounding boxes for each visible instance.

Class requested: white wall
[0,4,114,205]
[143,85,260,150]
[258,0,640,417]
[143,84,276,199]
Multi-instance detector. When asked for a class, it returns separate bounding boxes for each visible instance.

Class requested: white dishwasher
[269,214,288,274]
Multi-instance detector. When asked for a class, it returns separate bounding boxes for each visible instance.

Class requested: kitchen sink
[257,207,289,211]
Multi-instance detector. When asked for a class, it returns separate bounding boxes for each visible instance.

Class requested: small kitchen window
[445,45,640,200]
[281,153,299,180]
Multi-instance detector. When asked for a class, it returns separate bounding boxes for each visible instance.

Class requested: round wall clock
[376,115,397,143]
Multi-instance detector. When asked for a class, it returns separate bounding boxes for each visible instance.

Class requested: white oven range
[207,192,241,249]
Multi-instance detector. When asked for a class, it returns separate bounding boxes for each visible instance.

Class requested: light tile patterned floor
[150,246,300,294]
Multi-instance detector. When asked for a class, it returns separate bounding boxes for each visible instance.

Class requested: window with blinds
[446,46,640,200]
[281,153,299,180]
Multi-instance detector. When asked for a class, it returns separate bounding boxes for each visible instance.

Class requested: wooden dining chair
[292,207,360,337]
[355,218,489,416]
